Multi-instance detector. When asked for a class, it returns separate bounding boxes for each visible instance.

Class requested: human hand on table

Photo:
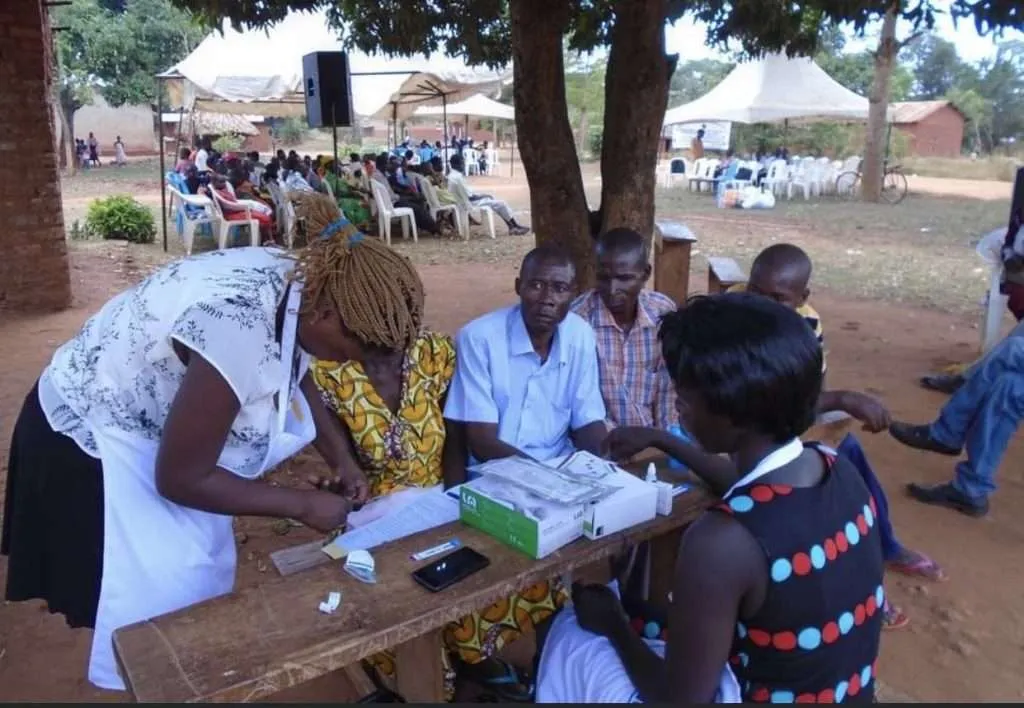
[296,490,354,533]
[306,465,370,504]
[601,426,663,462]
[572,582,630,638]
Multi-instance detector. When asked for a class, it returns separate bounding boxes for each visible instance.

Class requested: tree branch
[896,30,926,50]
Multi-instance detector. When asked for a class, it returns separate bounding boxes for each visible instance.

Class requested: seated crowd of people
[170,138,529,245]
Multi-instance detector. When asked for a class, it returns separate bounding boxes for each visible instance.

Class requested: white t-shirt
[39,247,308,479]
[195,148,209,171]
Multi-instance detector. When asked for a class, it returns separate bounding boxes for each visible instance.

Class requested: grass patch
[656,187,1009,316]
[901,155,1021,183]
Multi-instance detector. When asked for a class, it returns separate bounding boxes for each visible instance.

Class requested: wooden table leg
[395,629,446,702]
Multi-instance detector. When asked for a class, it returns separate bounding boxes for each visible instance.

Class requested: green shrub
[85,195,156,244]
[276,117,308,146]
[212,133,244,153]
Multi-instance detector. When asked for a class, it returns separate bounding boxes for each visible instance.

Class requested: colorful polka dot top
[716,442,884,703]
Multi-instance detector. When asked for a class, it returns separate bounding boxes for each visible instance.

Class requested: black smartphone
[411,547,490,593]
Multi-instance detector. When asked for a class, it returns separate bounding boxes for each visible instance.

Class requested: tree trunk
[60,94,78,176]
[599,0,675,245]
[509,0,592,284]
[862,4,899,203]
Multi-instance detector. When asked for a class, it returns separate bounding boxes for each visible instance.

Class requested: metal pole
[156,79,168,253]
[332,103,338,167]
[442,95,449,173]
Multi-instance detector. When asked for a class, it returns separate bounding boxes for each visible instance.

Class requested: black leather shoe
[907,482,989,517]
[920,374,965,395]
[889,422,961,456]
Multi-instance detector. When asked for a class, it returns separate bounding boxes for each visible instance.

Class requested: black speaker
[302,51,353,129]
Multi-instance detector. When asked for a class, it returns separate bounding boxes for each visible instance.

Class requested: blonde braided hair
[288,190,424,350]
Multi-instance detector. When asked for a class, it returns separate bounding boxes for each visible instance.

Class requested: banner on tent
[667,122,731,152]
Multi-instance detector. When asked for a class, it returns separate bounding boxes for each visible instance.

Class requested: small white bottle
[646,463,674,516]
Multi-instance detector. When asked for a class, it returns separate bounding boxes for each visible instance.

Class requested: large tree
[52,0,203,171]
[171,0,1023,280]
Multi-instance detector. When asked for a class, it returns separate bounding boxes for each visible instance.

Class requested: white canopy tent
[159,10,509,119]
[663,54,872,126]
[412,94,514,121]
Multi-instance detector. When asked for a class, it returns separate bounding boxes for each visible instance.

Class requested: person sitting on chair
[448,154,530,236]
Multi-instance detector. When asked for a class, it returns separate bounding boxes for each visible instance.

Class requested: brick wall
[0,0,71,313]
[897,105,965,158]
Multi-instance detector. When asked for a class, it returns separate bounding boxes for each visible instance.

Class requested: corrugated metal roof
[889,100,956,124]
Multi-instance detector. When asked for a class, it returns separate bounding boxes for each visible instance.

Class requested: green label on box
[460,486,540,558]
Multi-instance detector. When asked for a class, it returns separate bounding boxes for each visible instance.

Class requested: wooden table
[113,477,713,703]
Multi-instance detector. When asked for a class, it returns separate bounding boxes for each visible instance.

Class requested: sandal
[459,657,534,702]
[887,550,948,582]
[883,600,909,630]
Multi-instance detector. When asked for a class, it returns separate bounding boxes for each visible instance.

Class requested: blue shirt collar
[507,305,568,364]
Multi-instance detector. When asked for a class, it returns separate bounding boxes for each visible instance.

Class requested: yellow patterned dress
[313,331,566,699]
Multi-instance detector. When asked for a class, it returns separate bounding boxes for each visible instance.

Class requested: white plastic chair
[698,159,719,193]
[978,228,1011,353]
[448,177,496,240]
[787,160,813,200]
[463,148,480,175]
[764,159,790,197]
[687,158,706,192]
[167,186,217,256]
[485,147,500,176]
[209,190,260,250]
[412,173,457,226]
[266,180,297,248]
[370,181,417,246]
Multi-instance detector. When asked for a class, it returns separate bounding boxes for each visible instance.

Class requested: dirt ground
[1,166,1023,702]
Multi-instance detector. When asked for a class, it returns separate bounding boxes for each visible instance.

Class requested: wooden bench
[707,255,747,294]
[114,464,714,704]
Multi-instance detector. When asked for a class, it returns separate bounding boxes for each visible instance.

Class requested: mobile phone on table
[411,546,490,592]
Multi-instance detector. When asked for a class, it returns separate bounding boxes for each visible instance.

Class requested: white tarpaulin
[159,10,509,119]
[663,54,871,126]
[412,93,514,121]
[668,122,731,152]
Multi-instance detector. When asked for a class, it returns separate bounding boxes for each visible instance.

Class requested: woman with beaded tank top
[537,292,884,703]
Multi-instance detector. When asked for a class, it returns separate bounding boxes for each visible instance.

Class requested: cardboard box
[458,477,585,559]
[582,467,658,540]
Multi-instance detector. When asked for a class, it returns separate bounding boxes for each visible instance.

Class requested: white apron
[87,286,316,690]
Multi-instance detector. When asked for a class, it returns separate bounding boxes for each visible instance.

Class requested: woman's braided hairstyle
[288,190,424,351]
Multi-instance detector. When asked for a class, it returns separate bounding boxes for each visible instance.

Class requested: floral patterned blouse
[313,331,456,498]
[39,247,306,479]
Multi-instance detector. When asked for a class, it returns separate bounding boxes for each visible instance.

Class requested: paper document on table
[323,486,460,559]
[555,450,619,480]
[469,455,619,505]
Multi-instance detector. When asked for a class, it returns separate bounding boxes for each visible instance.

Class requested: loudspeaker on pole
[302,51,354,129]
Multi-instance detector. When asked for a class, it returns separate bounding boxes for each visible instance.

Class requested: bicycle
[835,159,909,205]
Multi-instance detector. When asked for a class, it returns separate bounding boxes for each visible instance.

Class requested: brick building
[0,0,71,313]
[890,100,966,158]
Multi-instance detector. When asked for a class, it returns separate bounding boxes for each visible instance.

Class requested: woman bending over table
[314,300,564,701]
[1,198,429,691]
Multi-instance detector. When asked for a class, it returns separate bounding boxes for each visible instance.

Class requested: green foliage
[275,117,308,146]
[85,195,156,244]
[55,0,204,109]
[565,49,607,157]
[212,134,245,153]
[668,58,732,106]
[816,50,912,100]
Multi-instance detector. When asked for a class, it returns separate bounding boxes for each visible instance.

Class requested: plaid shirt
[572,289,678,430]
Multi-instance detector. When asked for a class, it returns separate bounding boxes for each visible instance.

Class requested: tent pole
[331,104,338,168]
[156,78,168,253]
[442,95,449,173]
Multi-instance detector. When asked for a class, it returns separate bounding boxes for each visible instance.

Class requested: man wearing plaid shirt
[571,228,678,430]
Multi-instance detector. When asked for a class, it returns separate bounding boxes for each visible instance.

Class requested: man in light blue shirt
[445,246,608,463]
